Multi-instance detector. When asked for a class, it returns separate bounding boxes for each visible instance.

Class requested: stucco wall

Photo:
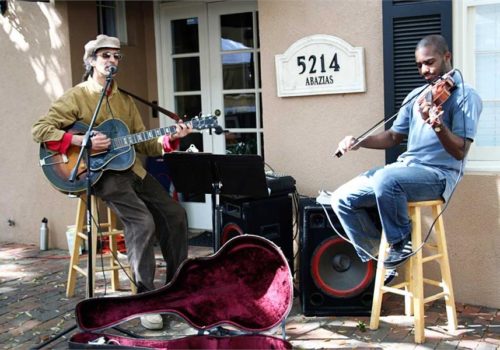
[258,0,499,308]
[445,176,500,306]
[0,1,76,250]
[259,0,386,192]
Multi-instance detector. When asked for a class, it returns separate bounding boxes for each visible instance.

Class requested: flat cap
[83,34,120,62]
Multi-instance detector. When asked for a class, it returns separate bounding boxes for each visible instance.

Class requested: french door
[157,0,261,230]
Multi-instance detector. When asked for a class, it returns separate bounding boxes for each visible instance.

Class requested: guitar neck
[112,122,191,149]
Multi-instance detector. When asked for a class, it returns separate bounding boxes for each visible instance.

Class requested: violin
[423,75,456,107]
[418,71,456,129]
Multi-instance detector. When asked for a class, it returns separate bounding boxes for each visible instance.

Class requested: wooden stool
[369,200,457,343]
[66,195,137,297]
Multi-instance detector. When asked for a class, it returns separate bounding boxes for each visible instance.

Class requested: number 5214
[297,53,340,74]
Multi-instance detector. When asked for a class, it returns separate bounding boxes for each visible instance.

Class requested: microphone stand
[32,70,115,350]
[69,69,114,299]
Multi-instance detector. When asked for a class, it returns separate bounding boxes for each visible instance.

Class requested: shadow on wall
[0,0,74,248]
[1,0,67,100]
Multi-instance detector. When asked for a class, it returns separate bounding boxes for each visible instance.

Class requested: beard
[423,61,449,83]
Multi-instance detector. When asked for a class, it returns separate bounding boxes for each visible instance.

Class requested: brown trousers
[93,170,188,292]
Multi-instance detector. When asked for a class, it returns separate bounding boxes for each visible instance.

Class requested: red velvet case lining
[72,235,294,349]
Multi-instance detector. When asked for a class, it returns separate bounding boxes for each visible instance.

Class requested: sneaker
[140,314,163,330]
[384,236,412,269]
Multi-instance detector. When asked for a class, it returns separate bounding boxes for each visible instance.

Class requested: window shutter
[383,0,452,163]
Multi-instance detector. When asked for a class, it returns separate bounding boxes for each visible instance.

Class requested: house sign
[275,34,365,97]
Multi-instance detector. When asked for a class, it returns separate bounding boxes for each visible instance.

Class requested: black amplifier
[265,174,296,196]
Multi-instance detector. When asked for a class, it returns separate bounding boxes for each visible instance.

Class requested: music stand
[163,152,269,252]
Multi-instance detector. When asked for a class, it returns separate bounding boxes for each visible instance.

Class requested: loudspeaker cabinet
[299,198,375,316]
[221,194,294,275]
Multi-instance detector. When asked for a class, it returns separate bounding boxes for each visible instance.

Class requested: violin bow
[335,70,455,158]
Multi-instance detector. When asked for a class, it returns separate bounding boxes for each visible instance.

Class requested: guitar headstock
[190,114,222,133]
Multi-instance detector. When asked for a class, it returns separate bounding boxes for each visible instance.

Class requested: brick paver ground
[0,242,498,349]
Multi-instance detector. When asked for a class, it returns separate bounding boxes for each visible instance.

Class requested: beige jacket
[32,78,162,178]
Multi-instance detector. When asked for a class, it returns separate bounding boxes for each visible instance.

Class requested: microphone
[108,65,118,75]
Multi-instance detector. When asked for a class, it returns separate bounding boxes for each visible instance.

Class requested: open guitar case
[69,235,294,349]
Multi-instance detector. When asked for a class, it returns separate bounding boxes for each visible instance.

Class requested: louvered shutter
[382,0,452,163]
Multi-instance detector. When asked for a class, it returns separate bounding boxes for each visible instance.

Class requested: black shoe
[384,268,398,285]
[384,236,412,269]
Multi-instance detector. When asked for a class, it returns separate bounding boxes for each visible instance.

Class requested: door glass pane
[172,18,199,54]
[175,95,202,119]
[222,53,254,89]
[225,132,257,155]
[174,57,201,92]
[224,93,256,128]
[220,13,253,50]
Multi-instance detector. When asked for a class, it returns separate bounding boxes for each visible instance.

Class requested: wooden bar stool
[66,195,137,297]
[370,200,457,343]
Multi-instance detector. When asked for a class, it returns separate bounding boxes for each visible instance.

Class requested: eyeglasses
[96,52,123,61]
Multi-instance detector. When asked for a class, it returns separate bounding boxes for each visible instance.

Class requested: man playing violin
[331,34,482,271]
[32,35,192,330]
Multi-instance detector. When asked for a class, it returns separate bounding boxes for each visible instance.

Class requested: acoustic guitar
[38,115,219,194]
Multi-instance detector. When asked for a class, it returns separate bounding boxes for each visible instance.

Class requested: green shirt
[32,78,162,178]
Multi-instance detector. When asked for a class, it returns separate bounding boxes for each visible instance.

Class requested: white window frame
[454,0,500,174]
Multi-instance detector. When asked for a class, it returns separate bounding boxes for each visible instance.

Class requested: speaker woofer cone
[221,222,244,246]
[311,237,375,298]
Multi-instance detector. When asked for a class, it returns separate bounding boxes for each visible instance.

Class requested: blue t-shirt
[390,71,482,201]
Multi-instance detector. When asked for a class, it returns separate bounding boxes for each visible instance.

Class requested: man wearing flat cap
[32,34,192,330]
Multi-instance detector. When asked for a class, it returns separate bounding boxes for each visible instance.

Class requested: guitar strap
[118,87,180,122]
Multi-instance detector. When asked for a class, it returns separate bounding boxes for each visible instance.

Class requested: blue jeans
[330,163,445,262]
